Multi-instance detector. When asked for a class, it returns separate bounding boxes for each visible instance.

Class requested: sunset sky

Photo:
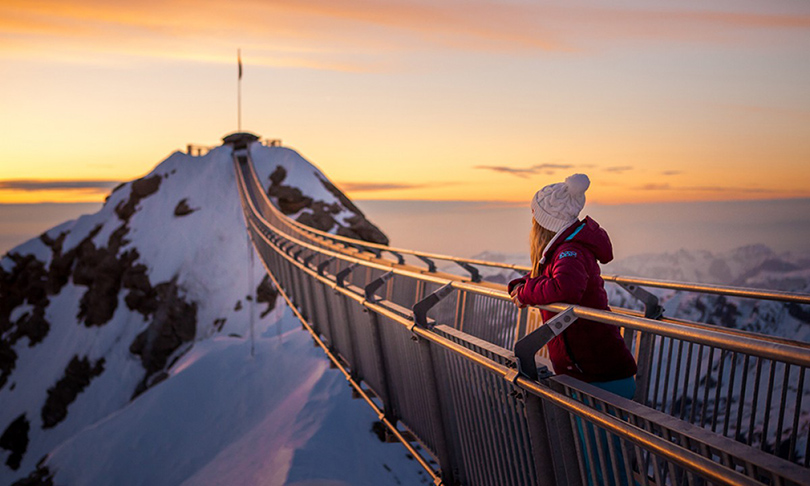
[1,0,809,204]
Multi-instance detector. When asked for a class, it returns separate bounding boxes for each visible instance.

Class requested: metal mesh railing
[233,145,810,485]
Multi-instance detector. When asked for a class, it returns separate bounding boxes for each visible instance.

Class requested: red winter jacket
[508,217,637,383]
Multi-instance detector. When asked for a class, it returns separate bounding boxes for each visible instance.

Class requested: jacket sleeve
[517,251,589,306]
[507,275,528,293]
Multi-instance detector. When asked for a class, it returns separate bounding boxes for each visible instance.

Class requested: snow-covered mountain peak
[0,139,422,485]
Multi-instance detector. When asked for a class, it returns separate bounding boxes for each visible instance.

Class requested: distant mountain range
[473,244,809,333]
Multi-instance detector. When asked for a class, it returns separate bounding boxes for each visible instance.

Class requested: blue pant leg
[589,377,637,486]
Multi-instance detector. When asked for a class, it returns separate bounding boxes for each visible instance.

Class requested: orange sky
[1,0,809,204]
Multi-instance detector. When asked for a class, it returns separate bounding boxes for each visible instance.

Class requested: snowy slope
[0,139,420,485]
[604,245,810,341]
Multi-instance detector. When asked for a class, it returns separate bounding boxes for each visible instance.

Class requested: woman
[508,173,637,398]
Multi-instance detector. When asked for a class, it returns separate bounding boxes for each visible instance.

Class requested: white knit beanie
[530,174,590,232]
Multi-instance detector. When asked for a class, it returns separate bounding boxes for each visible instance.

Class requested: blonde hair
[530,219,557,278]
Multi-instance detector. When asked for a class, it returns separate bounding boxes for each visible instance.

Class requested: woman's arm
[507,275,528,293]
[517,253,589,306]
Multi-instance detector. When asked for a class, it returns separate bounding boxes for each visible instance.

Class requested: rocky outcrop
[41,356,105,429]
[296,201,340,232]
[74,236,139,327]
[315,173,364,216]
[129,279,197,398]
[122,263,157,316]
[266,165,389,245]
[0,252,53,390]
[115,175,161,222]
[337,214,388,245]
[0,414,29,470]
[173,198,196,217]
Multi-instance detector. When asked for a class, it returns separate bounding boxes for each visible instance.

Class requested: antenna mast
[237,49,242,132]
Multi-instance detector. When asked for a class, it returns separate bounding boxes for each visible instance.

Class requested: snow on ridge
[0,140,416,485]
[43,319,425,486]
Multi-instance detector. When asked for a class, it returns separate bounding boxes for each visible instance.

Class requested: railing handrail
[234,148,810,485]
[244,154,810,306]
[236,150,810,368]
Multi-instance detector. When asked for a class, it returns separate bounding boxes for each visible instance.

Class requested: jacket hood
[548,216,613,264]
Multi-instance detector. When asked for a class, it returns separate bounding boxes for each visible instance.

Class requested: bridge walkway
[232,145,810,486]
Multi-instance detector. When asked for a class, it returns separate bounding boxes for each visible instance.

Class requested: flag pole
[237,49,242,132]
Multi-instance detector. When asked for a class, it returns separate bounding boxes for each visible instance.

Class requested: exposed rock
[269,185,313,215]
[41,356,105,429]
[0,251,53,389]
[256,275,278,318]
[0,414,29,470]
[296,201,340,232]
[129,279,197,398]
[315,173,364,216]
[174,198,196,217]
[234,300,242,311]
[123,263,158,316]
[115,175,162,222]
[268,166,287,186]
[107,224,130,252]
[75,234,140,327]
[337,215,389,245]
[41,231,74,294]
[1,254,48,330]
[0,341,18,390]
[11,308,49,347]
[266,166,314,215]
[66,221,138,328]
[265,165,389,245]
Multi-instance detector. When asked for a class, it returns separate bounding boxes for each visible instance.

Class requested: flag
[238,49,242,80]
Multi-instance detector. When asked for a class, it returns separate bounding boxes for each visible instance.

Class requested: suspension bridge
[228,133,810,486]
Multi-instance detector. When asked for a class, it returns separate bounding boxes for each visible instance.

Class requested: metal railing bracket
[412,283,455,329]
[365,270,395,303]
[416,255,437,273]
[317,257,336,277]
[455,261,482,283]
[514,306,577,380]
[618,282,665,319]
[336,263,358,288]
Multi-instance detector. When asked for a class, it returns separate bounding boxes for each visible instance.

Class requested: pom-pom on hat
[530,173,590,232]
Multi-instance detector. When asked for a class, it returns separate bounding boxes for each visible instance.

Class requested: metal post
[365,310,396,419]
[512,307,578,485]
[417,336,457,484]
[237,48,242,132]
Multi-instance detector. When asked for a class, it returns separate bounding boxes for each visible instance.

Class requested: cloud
[636,183,774,193]
[661,170,682,176]
[337,181,445,192]
[474,166,536,178]
[2,1,808,70]
[0,179,120,191]
[638,183,672,191]
[475,163,573,178]
[604,166,633,173]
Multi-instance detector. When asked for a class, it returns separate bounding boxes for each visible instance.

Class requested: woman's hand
[510,284,526,309]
